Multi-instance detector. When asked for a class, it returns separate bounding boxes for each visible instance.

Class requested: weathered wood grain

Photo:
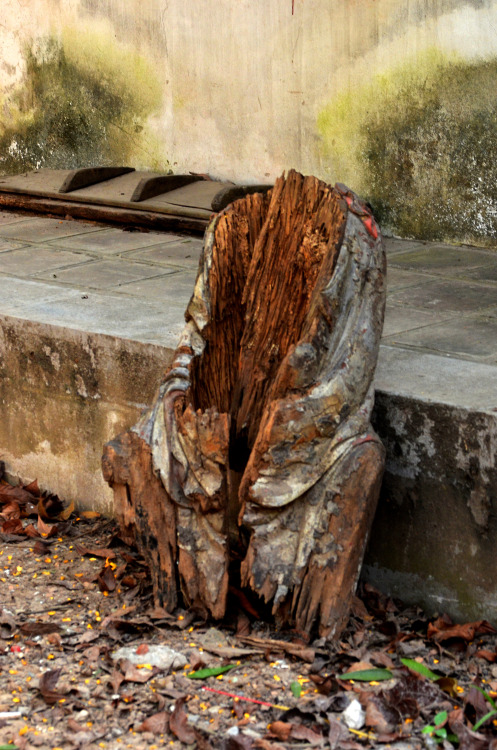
[103,170,386,638]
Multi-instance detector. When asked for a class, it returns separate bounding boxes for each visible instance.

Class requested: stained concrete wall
[0,315,172,515]
[367,347,497,622]
[2,1,497,243]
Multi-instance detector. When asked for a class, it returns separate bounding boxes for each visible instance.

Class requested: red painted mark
[362,216,378,239]
[202,686,289,710]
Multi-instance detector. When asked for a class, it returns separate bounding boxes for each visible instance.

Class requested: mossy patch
[0,28,166,174]
[318,50,497,245]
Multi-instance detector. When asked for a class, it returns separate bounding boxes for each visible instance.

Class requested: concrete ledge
[2,318,497,622]
[366,347,497,621]
[0,314,172,514]
[1,212,496,622]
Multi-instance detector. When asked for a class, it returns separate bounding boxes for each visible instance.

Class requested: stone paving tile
[0,210,32,225]
[383,237,430,255]
[388,245,496,274]
[16,288,184,348]
[122,238,203,268]
[452,262,497,283]
[0,246,95,276]
[112,270,197,302]
[0,238,27,253]
[0,217,103,242]
[386,268,435,291]
[0,211,495,366]
[384,310,497,360]
[388,278,497,314]
[382,302,455,338]
[0,276,77,315]
[48,227,175,254]
[35,258,178,289]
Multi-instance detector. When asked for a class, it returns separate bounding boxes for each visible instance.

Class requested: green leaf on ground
[338,668,393,681]
[290,681,302,698]
[400,658,440,680]
[187,664,238,679]
[473,708,497,732]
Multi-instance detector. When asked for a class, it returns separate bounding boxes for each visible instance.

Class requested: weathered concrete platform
[0,210,496,622]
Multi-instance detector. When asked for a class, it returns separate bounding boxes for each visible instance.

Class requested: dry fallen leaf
[37,514,58,537]
[39,669,64,705]
[137,711,169,734]
[0,501,21,520]
[170,696,196,744]
[97,563,117,593]
[268,721,292,741]
[37,494,64,520]
[121,659,159,684]
[58,499,75,520]
[1,518,23,534]
[428,619,496,643]
[76,544,116,559]
[0,483,35,506]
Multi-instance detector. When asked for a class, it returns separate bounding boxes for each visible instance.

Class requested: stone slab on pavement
[0,239,27,252]
[0,216,103,242]
[112,269,198,299]
[35,258,178,289]
[385,310,497,361]
[386,268,432,291]
[48,227,173,254]
[454,262,497,282]
[10,287,186,347]
[0,246,95,276]
[389,277,497,313]
[382,302,455,338]
[123,238,203,269]
[388,245,496,273]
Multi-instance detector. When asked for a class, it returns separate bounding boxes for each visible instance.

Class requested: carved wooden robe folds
[102,170,386,639]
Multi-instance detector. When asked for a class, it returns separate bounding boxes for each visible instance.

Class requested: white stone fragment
[112,644,187,670]
[342,698,365,730]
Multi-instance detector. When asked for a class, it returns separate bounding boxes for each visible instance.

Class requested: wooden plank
[130,174,204,202]
[59,167,135,193]
[0,192,208,233]
[65,171,156,203]
[0,169,73,196]
[211,184,273,212]
[142,180,235,211]
[0,169,241,216]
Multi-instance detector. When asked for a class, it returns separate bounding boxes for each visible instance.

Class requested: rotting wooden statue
[102,170,386,640]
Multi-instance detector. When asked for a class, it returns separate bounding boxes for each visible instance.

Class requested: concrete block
[48,227,172,254]
[366,346,497,622]
[0,314,172,514]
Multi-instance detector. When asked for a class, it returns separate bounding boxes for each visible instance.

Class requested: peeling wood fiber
[103,170,387,638]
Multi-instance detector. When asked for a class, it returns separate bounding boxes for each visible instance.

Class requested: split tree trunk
[102,170,386,639]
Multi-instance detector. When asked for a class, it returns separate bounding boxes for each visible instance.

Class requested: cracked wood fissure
[103,170,386,639]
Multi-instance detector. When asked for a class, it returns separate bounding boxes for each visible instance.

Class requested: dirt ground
[1,475,497,750]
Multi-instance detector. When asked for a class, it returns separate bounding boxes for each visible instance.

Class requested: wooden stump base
[102,171,386,639]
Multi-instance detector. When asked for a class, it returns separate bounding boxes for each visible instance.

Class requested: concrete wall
[0,315,172,515]
[2,1,497,243]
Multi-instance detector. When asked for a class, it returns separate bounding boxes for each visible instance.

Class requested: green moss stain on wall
[318,51,497,245]
[0,27,166,175]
